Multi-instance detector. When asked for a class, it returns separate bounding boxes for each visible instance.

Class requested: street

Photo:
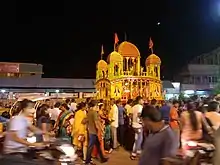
[75,148,138,165]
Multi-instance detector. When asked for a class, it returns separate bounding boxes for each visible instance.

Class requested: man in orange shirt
[169,100,180,148]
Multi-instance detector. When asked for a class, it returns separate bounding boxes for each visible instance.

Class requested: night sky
[0,1,220,80]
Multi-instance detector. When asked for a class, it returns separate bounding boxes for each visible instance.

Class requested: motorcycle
[182,141,215,164]
[161,141,215,165]
[0,136,77,165]
[27,136,78,164]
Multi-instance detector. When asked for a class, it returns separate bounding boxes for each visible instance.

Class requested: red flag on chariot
[114,33,119,45]
[149,37,153,49]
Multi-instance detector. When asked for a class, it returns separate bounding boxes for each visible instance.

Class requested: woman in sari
[54,103,74,141]
[72,102,88,162]
[92,103,106,158]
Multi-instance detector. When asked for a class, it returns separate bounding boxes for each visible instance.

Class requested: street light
[1,89,6,93]
[55,90,60,93]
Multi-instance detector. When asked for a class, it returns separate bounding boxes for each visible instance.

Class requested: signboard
[50,93,58,97]
[83,92,95,98]
[50,93,79,98]
[15,93,45,98]
[72,93,79,98]
[0,63,19,73]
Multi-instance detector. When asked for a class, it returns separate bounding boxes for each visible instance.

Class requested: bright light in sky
[210,1,220,22]
[157,22,160,25]
[217,2,220,16]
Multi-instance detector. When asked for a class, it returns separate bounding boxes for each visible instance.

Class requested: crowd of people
[1,96,220,164]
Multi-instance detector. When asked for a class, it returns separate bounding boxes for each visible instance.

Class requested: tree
[213,82,220,95]
[178,92,185,100]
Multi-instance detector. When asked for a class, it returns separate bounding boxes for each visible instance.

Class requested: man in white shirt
[70,99,77,112]
[125,99,133,116]
[109,98,118,149]
[48,102,61,122]
[131,96,144,159]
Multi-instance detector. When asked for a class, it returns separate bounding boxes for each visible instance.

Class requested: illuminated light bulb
[61,163,68,165]
[27,136,36,143]
[187,141,197,147]
[1,89,6,93]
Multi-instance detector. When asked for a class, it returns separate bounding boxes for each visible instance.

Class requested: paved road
[76,148,138,165]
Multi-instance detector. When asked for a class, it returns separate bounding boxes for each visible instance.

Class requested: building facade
[0,62,43,78]
[176,47,220,96]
